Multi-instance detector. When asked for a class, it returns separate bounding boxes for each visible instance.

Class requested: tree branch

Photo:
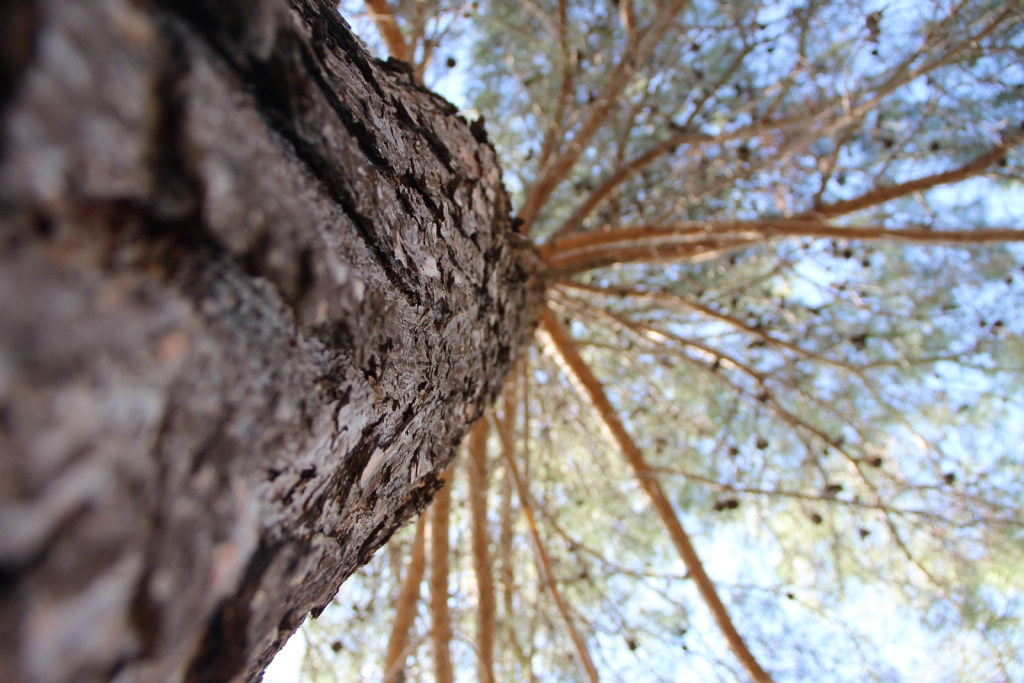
[544,6,1007,244]
[498,367,533,673]
[489,410,601,683]
[538,308,775,683]
[518,1,688,233]
[364,0,410,63]
[384,515,427,683]
[550,129,710,239]
[540,220,1024,276]
[468,418,497,683]
[557,282,861,374]
[431,471,454,683]
[809,130,1024,218]
[536,0,575,172]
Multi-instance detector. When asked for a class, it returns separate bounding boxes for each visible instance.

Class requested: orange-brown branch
[497,371,523,667]
[498,462,516,619]
[365,0,409,63]
[517,1,688,233]
[549,36,958,241]
[384,515,427,683]
[548,55,851,241]
[468,419,496,683]
[540,220,1024,276]
[431,473,454,683]
[811,130,1023,218]
[558,282,861,372]
[552,130,710,239]
[536,0,574,172]
[539,308,774,683]
[490,411,601,683]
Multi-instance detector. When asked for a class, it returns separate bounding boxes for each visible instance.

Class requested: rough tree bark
[0,1,542,682]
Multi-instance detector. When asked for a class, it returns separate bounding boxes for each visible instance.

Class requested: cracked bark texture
[0,1,543,682]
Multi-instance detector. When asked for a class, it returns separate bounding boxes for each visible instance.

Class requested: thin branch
[381,634,427,683]
[468,418,496,683]
[618,0,636,36]
[540,220,1024,276]
[624,315,959,591]
[431,470,454,683]
[551,129,711,239]
[538,307,775,683]
[808,130,1024,218]
[537,0,575,171]
[550,62,790,242]
[812,127,855,210]
[497,366,531,673]
[651,466,999,527]
[489,410,601,683]
[497,431,517,621]
[384,514,427,683]
[556,281,858,373]
[365,0,410,63]
[518,0,689,233]
[533,491,689,582]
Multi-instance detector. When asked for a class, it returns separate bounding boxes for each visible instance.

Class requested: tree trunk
[0,2,542,682]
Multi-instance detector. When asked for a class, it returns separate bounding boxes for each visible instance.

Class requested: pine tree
[298,1,1024,681]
